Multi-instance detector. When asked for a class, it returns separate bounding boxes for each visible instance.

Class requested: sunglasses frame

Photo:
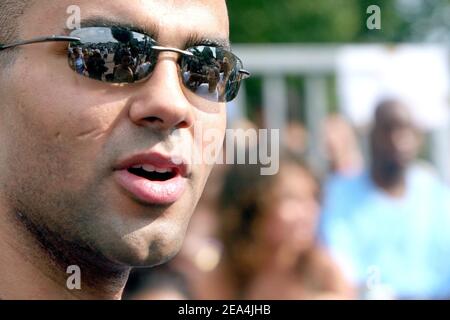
[0,34,251,79]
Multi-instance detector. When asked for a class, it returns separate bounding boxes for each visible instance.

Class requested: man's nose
[128,55,195,132]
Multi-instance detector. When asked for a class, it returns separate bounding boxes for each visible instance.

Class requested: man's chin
[97,226,186,268]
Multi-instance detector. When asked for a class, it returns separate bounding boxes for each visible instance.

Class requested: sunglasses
[0,26,250,103]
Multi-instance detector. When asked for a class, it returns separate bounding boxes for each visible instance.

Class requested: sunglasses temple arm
[239,69,251,79]
[0,36,80,51]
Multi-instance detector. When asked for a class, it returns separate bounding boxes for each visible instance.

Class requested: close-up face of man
[0,0,230,287]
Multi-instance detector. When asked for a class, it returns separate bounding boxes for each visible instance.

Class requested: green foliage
[226,0,447,43]
[227,0,361,43]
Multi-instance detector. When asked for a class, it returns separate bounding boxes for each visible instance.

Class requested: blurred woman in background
[215,153,355,299]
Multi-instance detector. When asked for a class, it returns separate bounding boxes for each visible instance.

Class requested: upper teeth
[132,165,172,173]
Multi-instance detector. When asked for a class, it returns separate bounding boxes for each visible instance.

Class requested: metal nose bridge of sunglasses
[151,46,194,57]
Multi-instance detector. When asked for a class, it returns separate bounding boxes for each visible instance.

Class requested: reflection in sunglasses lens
[68,27,243,102]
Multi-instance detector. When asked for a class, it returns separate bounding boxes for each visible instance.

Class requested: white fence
[232,44,450,181]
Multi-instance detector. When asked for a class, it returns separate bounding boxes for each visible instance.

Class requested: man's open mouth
[114,152,189,205]
[127,165,178,182]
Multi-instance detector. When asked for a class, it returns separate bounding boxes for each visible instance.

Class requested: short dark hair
[0,0,32,66]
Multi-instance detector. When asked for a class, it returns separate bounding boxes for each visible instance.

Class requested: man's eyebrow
[66,16,160,40]
[184,33,231,51]
[65,16,230,50]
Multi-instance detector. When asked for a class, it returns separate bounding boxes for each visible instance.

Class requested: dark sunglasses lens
[68,27,156,83]
[181,46,243,103]
[67,28,247,102]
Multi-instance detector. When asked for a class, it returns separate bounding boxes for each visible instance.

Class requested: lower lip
[114,170,187,205]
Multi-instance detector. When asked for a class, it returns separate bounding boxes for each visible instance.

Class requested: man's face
[0,0,228,267]
[371,105,420,169]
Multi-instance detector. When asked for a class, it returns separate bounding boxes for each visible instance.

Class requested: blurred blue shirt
[320,163,450,299]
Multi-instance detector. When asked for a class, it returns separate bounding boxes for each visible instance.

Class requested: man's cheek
[19,124,100,193]
[198,117,226,186]
[44,105,118,164]
[199,111,226,156]
[72,113,113,144]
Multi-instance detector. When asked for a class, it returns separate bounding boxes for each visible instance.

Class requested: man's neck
[371,161,407,198]
[0,206,130,300]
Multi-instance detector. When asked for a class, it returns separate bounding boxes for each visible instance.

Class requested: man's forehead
[26,0,229,46]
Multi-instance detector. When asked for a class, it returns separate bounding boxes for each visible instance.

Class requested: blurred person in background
[285,121,308,157]
[323,114,364,176]
[196,153,355,299]
[320,99,450,299]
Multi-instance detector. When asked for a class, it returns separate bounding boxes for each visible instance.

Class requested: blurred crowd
[123,99,450,300]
